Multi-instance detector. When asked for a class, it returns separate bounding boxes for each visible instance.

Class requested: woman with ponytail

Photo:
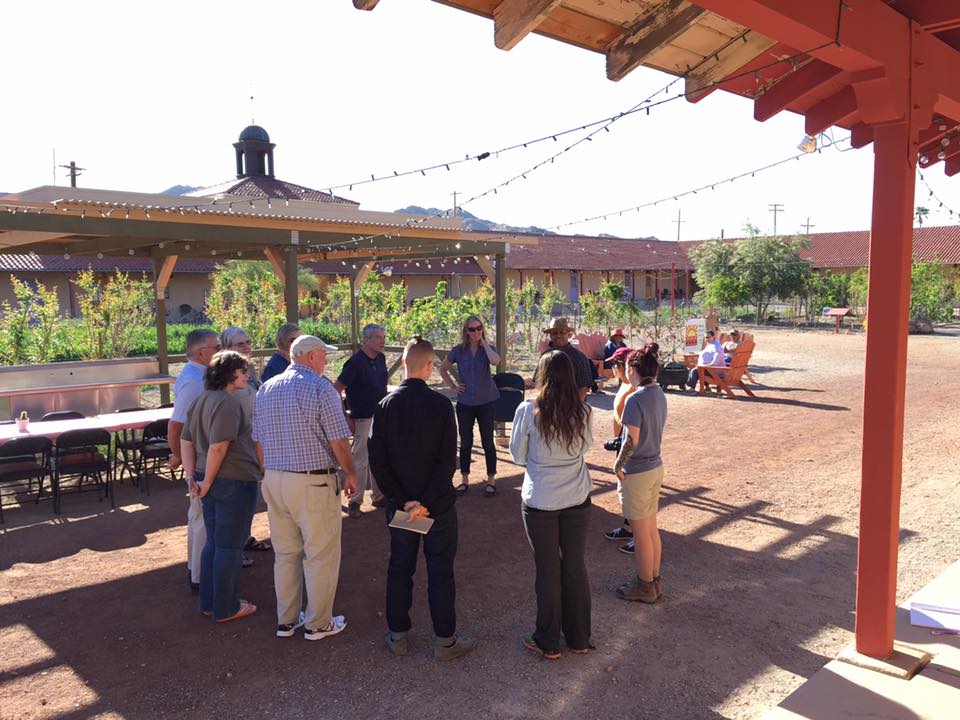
[613,342,668,604]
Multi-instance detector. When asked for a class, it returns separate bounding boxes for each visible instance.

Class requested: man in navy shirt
[335,323,389,518]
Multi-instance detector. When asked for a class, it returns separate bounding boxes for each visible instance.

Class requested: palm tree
[915,206,930,226]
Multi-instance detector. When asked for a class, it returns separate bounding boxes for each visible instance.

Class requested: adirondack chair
[698,339,756,398]
[719,331,757,384]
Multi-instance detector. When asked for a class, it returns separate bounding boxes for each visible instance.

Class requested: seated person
[602,328,627,369]
[685,330,725,390]
[722,328,741,365]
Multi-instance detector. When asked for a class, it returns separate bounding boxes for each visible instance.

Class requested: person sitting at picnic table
[722,328,741,365]
[684,330,725,391]
[603,346,637,551]
[439,315,501,497]
[261,323,301,384]
[510,350,595,660]
[602,328,627,369]
[181,350,263,623]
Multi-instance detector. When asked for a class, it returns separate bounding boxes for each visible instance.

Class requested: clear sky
[2,1,958,242]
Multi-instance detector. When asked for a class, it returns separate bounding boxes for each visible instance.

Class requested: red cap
[609,346,633,364]
[610,328,626,339]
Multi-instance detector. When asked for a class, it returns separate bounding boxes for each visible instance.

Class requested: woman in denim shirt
[440,315,501,496]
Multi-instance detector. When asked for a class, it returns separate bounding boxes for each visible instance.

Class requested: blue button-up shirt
[170,360,206,424]
[446,344,500,407]
[252,364,351,471]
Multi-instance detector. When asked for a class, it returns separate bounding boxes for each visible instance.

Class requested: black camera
[603,436,622,452]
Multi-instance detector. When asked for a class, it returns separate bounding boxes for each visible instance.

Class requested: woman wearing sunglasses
[439,315,501,496]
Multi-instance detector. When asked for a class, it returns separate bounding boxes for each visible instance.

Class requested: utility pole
[801,216,815,235]
[451,191,458,218]
[59,161,85,188]
[768,203,784,235]
[672,208,686,242]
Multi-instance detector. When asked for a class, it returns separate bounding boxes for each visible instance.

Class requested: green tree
[910,258,954,323]
[73,269,153,360]
[802,270,852,322]
[0,277,37,365]
[733,229,812,323]
[687,238,747,313]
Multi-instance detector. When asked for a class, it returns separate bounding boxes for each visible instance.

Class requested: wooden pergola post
[495,253,506,373]
[284,247,298,324]
[349,272,360,351]
[153,255,178,404]
[855,121,917,658]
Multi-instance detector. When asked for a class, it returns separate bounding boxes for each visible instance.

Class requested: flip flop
[216,600,257,623]
[521,634,560,660]
[455,483,468,496]
[483,483,497,497]
[244,537,272,552]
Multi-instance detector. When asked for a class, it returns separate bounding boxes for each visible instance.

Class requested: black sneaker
[276,611,305,638]
[605,527,633,541]
[618,540,635,555]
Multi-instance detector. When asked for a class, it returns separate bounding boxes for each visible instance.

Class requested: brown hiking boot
[616,576,659,603]
[654,575,663,600]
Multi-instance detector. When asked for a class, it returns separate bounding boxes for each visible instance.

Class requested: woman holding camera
[613,343,668,604]
[603,346,636,549]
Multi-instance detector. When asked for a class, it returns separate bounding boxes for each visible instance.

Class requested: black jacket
[368,378,457,516]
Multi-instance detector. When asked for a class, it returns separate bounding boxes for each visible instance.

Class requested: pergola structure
[352,0,960,663]
[0,186,517,400]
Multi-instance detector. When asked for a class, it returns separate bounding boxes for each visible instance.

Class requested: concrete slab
[765,561,960,719]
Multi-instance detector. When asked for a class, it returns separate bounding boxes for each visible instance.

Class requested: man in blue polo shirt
[335,323,389,519]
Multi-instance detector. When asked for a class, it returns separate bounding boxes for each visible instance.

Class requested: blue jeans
[199,474,259,620]
[455,401,496,476]
[386,507,458,639]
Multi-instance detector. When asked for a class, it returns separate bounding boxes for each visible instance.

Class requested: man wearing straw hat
[538,317,594,401]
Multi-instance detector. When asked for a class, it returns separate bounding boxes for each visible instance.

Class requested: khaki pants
[186,488,205,584]
[262,468,343,631]
[346,418,383,505]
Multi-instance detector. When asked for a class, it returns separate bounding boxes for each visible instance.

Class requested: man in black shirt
[368,336,477,662]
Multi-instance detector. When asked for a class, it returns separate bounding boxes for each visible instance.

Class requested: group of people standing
[166,312,669,662]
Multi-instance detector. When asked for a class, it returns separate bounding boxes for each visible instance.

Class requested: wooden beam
[494,0,562,51]
[805,85,858,135]
[474,254,496,282]
[352,0,380,10]
[946,155,960,176]
[284,248,299,324]
[607,0,704,82]
[888,0,960,33]
[754,60,841,121]
[353,261,375,292]
[154,255,178,297]
[686,32,777,102]
[264,247,285,283]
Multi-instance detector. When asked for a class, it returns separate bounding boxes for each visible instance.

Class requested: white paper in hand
[389,509,435,535]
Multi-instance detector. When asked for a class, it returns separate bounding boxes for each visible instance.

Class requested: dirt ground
[2,325,959,720]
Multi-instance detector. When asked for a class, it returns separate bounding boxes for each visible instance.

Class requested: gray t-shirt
[182,390,260,483]
[620,382,667,474]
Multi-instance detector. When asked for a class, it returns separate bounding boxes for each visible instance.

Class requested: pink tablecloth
[0,408,172,446]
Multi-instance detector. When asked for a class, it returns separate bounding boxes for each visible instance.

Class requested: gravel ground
[1,325,958,720]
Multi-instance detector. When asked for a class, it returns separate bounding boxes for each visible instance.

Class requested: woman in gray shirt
[613,343,668,605]
[510,351,593,659]
[181,351,263,624]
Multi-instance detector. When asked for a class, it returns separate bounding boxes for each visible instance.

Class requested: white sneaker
[276,611,305,638]
[304,615,346,641]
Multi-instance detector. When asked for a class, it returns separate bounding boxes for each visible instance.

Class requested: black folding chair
[53,428,113,513]
[493,372,526,446]
[113,407,146,485]
[0,436,53,523]
[40,410,85,422]
[134,419,173,495]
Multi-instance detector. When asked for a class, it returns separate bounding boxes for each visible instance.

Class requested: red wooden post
[670,261,676,318]
[655,269,660,304]
[685,270,690,305]
[856,121,916,658]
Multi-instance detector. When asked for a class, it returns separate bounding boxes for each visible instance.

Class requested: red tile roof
[0,255,219,274]
[508,234,693,271]
[185,177,358,205]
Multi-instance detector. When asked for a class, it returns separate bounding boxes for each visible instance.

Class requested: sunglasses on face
[204,344,222,352]
[467,326,483,332]
[231,340,252,347]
